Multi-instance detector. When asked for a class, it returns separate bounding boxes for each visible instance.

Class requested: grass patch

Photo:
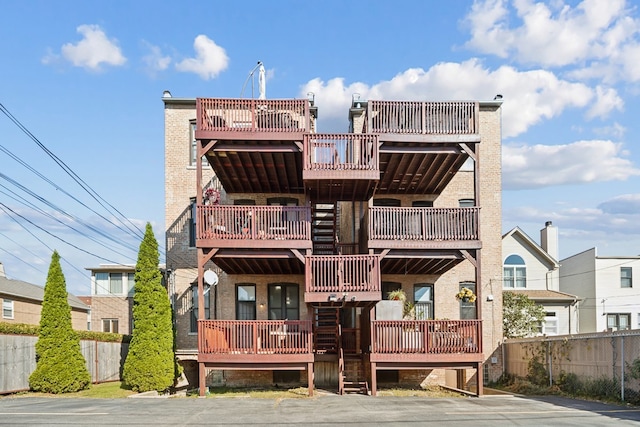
[188,386,311,399]
[10,382,136,399]
[376,385,466,398]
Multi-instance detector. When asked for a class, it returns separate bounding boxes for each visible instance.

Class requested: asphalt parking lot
[0,393,639,426]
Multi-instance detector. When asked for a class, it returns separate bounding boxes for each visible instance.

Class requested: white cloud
[43,24,126,71]
[175,35,229,80]
[300,59,622,137]
[598,193,640,214]
[141,41,171,75]
[463,0,640,83]
[503,140,640,190]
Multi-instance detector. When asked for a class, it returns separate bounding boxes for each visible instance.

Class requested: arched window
[503,254,526,288]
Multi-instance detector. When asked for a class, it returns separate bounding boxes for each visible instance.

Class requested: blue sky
[1,0,640,296]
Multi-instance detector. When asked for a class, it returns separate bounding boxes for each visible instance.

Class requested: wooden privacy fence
[0,334,129,394]
[503,330,640,402]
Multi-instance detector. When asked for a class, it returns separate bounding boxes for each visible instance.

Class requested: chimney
[0,262,5,278]
[540,221,559,260]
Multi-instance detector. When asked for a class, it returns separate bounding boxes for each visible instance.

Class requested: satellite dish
[203,270,219,286]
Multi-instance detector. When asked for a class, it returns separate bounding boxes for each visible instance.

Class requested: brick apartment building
[163,92,504,396]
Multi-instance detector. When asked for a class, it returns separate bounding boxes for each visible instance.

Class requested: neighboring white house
[560,247,640,333]
[502,222,580,336]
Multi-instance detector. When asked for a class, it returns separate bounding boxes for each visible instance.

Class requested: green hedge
[0,321,131,343]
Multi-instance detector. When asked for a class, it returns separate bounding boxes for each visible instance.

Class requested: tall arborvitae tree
[29,251,91,393]
[123,223,175,392]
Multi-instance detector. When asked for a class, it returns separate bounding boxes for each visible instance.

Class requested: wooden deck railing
[199,320,313,355]
[367,100,479,135]
[197,205,311,241]
[371,320,482,354]
[369,207,479,241]
[306,255,381,294]
[303,134,379,171]
[197,98,310,133]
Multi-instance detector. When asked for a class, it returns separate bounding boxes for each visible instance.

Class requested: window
[414,284,433,320]
[127,273,136,294]
[268,283,299,320]
[621,267,632,288]
[373,198,401,207]
[459,282,476,320]
[189,197,196,247]
[190,284,211,333]
[102,318,119,333]
[382,282,401,300]
[236,284,256,320]
[95,272,124,295]
[458,199,475,207]
[412,200,433,207]
[2,299,14,319]
[189,121,208,167]
[233,199,256,205]
[542,312,558,335]
[607,313,630,331]
[503,255,526,288]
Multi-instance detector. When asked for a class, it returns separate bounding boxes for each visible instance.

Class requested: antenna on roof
[240,61,265,99]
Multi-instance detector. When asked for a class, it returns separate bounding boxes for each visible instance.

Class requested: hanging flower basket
[203,188,220,205]
[455,287,476,303]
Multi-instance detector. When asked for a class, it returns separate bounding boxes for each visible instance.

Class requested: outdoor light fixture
[328,294,338,302]
[162,90,172,98]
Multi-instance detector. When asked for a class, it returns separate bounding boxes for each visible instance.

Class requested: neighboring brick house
[560,248,640,333]
[502,222,580,336]
[163,92,504,396]
[82,263,166,335]
[0,262,89,330]
[81,264,136,334]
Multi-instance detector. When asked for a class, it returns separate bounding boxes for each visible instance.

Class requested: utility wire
[0,102,145,240]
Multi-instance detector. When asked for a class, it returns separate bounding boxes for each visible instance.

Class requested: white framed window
[542,312,558,336]
[102,318,119,333]
[621,267,632,288]
[503,254,526,288]
[607,313,630,331]
[189,121,209,167]
[2,299,14,319]
[95,272,124,295]
[127,273,136,294]
[236,284,256,320]
[414,284,433,320]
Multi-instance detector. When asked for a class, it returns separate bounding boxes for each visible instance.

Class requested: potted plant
[203,188,220,205]
[455,287,476,303]
[386,289,415,320]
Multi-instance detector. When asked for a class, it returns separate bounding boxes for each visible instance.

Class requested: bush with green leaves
[122,223,175,392]
[29,251,91,393]
[503,291,546,338]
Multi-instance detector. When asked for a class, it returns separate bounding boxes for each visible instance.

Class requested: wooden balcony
[367,207,480,250]
[303,133,380,202]
[367,100,479,141]
[370,319,483,364]
[198,320,314,365]
[305,255,381,304]
[196,205,312,250]
[196,98,311,141]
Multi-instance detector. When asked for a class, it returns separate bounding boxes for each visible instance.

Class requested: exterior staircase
[314,307,339,354]
[339,349,369,395]
[312,203,336,254]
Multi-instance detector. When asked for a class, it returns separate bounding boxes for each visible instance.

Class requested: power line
[0,102,145,241]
